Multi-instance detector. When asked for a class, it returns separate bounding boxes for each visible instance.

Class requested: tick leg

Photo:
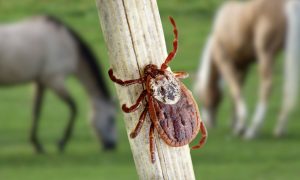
[192,121,207,150]
[122,90,147,113]
[108,69,145,86]
[130,105,148,138]
[174,71,189,79]
[161,16,178,70]
[149,123,156,163]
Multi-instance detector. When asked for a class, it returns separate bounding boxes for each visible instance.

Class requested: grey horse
[0,15,117,152]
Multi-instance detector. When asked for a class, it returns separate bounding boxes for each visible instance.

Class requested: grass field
[0,0,300,179]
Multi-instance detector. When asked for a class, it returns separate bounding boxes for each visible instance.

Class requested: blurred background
[0,0,299,179]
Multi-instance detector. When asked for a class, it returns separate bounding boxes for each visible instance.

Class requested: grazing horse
[0,16,117,152]
[275,0,300,137]
[194,0,299,139]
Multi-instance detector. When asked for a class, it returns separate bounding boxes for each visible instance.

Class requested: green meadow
[0,0,299,179]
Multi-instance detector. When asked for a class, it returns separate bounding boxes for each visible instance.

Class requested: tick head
[144,64,159,77]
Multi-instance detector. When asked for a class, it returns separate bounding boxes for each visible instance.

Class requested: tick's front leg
[122,90,147,113]
[192,121,207,150]
[130,105,148,138]
[149,123,156,163]
[161,17,178,70]
[108,69,145,86]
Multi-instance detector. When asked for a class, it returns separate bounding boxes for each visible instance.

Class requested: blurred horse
[0,16,117,152]
[194,0,299,139]
[276,0,300,137]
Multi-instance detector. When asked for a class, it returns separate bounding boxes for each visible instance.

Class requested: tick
[108,16,207,163]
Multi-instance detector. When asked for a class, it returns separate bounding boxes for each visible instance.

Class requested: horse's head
[90,98,117,150]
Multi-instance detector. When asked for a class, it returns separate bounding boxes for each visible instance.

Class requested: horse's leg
[230,66,248,129]
[274,107,291,137]
[30,83,45,153]
[214,46,247,135]
[244,51,274,139]
[244,19,275,139]
[48,77,77,152]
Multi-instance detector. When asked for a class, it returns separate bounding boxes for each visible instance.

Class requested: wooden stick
[96,0,196,179]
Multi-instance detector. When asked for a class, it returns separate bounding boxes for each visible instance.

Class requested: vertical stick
[96,0,196,179]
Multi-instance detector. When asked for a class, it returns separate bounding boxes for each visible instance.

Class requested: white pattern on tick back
[150,71,181,104]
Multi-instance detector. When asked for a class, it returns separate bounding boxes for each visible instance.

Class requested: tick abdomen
[149,84,200,147]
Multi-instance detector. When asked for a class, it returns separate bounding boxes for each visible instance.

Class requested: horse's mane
[44,15,111,99]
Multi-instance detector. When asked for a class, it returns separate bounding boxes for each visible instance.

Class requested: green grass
[0,0,300,179]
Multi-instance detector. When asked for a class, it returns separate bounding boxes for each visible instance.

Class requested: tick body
[149,70,181,105]
[108,17,207,163]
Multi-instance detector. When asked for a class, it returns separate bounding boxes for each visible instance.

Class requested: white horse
[194,0,299,139]
[0,15,117,152]
[275,0,300,136]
